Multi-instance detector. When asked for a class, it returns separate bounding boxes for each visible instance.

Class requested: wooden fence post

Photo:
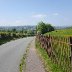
[70,37,72,72]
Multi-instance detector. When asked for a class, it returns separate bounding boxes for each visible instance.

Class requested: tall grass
[35,39,63,72]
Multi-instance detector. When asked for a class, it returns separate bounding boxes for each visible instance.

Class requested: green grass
[19,54,26,72]
[0,38,13,45]
[45,28,72,37]
[0,31,26,45]
[44,28,72,72]
[19,42,31,72]
[35,39,64,72]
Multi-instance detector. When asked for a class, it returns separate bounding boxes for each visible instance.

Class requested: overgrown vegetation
[19,55,25,72]
[0,28,35,45]
[35,39,63,72]
[19,42,31,72]
[19,53,26,72]
[35,22,72,72]
[43,28,72,72]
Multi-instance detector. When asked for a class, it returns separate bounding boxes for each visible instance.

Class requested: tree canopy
[36,21,54,34]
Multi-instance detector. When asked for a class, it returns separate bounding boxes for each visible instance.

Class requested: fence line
[36,35,72,72]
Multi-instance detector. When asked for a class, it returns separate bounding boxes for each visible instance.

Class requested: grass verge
[19,53,26,72]
[35,39,63,72]
[0,38,19,45]
[19,42,31,72]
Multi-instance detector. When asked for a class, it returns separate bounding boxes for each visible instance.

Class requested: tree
[36,21,54,34]
[36,21,47,34]
[12,28,16,33]
[20,28,24,33]
[46,24,54,32]
[24,30,27,34]
[27,30,34,36]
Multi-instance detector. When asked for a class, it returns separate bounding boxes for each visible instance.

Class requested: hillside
[45,28,72,36]
[0,26,36,31]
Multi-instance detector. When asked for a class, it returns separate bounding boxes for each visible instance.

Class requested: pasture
[45,28,72,36]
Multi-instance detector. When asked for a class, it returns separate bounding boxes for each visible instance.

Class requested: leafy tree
[46,24,54,32]
[27,30,34,36]
[12,28,16,33]
[36,21,47,34]
[24,30,27,34]
[20,28,24,33]
[36,21,54,34]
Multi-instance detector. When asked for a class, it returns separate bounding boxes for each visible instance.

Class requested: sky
[0,0,72,26]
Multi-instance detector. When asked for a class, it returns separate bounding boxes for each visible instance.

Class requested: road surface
[0,37,34,72]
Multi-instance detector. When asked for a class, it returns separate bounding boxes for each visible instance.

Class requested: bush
[36,21,54,34]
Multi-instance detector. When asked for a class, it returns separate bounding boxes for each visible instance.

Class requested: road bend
[0,37,34,72]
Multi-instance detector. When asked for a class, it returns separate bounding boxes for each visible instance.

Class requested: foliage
[35,39,63,72]
[12,28,17,33]
[0,31,24,45]
[36,21,47,34]
[46,24,54,32]
[44,28,72,72]
[27,30,35,36]
[36,21,54,34]
[0,28,35,45]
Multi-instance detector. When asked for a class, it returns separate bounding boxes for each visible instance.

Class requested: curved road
[0,37,34,72]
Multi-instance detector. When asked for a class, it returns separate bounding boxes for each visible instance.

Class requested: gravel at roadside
[25,39,45,72]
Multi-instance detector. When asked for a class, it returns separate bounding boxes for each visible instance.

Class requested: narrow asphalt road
[0,37,34,72]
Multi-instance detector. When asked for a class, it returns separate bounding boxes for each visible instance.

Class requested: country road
[0,37,34,72]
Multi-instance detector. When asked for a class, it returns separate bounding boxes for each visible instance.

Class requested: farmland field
[45,28,72,36]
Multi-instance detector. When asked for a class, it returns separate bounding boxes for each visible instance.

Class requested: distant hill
[0,25,71,31]
[65,26,72,29]
[54,26,72,30]
[0,26,36,31]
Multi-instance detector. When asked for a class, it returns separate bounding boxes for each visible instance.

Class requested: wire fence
[36,34,72,72]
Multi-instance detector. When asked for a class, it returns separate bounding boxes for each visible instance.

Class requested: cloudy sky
[0,0,72,26]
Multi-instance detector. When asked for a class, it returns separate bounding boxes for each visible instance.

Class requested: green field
[45,28,72,36]
[43,28,72,72]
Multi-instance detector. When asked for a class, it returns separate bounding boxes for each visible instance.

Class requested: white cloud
[32,14,47,18]
[53,13,59,16]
